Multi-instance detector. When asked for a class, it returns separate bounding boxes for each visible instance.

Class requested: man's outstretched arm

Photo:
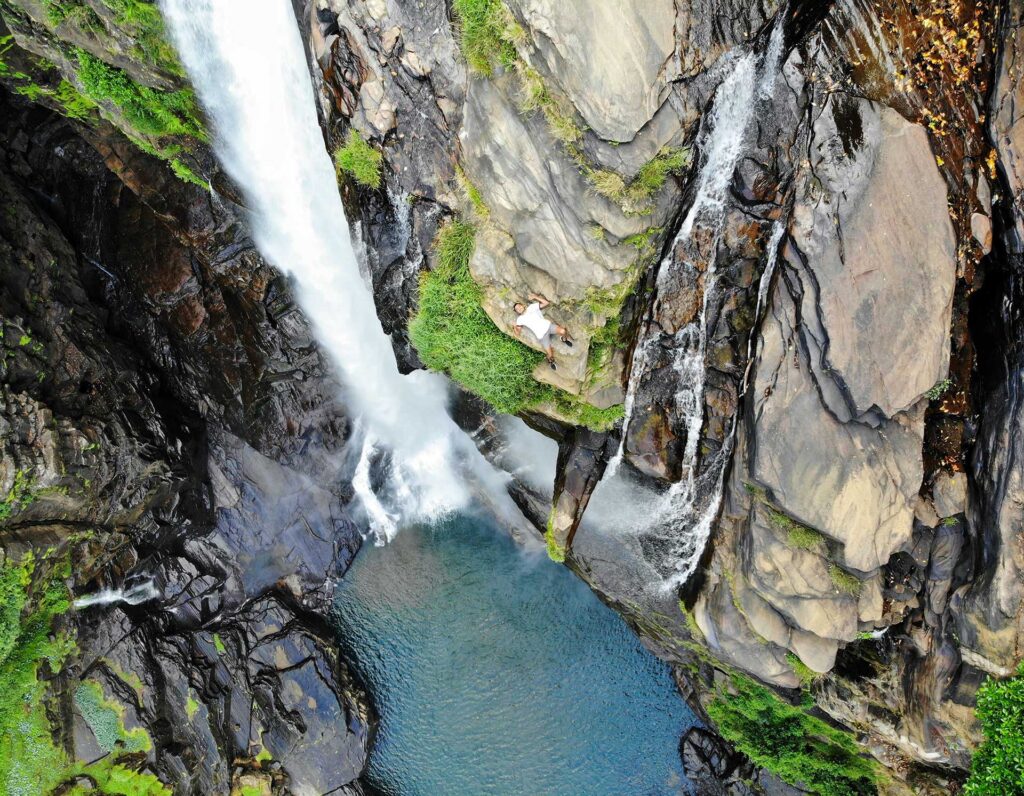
[527,292,550,308]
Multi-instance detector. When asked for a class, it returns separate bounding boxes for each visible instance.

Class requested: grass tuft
[451,0,519,77]
[334,129,383,189]
[786,652,820,688]
[588,147,691,213]
[455,164,490,219]
[766,508,826,552]
[829,565,862,596]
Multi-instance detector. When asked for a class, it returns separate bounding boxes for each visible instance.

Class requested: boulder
[506,0,677,142]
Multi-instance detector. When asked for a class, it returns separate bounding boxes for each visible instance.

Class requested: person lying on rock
[513,293,573,370]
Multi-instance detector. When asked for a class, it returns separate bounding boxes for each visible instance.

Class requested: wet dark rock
[0,92,372,794]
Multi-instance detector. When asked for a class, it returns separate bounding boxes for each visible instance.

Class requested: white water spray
[74,578,159,609]
[161,0,485,540]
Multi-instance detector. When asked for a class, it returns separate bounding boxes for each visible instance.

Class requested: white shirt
[516,302,553,340]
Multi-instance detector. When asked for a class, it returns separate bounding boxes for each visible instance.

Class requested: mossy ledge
[408,218,622,430]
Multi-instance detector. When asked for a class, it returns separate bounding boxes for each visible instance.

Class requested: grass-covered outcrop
[409,218,623,430]
[964,664,1024,796]
[410,219,547,415]
[0,34,96,120]
[0,551,169,795]
[334,129,383,189]
[707,673,879,795]
[0,1,207,186]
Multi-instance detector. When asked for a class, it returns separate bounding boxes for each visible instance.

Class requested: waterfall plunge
[160,0,481,540]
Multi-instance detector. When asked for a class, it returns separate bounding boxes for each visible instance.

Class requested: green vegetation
[43,0,104,33]
[767,508,827,551]
[545,511,565,563]
[707,672,879,795]
[0,553,75,795]
[409,219,547,414]
[829,565,862,596]
[75,49,203,139]
[212,632,226,655]
[450,0,519,76]
[786,652,820,688]
[964,664,1024,796]
[64,758,170,795]
[186,693,199,719]
[550,395,624,431]
[455,164,490,219]
[333,129,383,189]
[516,63,584,145]
[926,378,952,400]
[1,552,167,794]
[409,219,625,429]
[75,680,152,753]
[679,600,704,641]
[0,469,36,522]
[99,0,183,75]
[588,148,690,213]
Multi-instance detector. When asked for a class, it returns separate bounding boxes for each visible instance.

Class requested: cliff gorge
[0,0,1022,794]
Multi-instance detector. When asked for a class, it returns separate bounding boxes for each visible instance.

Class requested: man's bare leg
[554,324,573,346]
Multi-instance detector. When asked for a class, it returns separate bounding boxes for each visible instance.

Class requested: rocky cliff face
[302,0,1022,792]
[1,0,1023,794]
[0,14,375,789]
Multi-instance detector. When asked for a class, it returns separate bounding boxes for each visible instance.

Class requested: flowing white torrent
[160,0,506,541]
[610,19,786,591]
[74,578,160,609]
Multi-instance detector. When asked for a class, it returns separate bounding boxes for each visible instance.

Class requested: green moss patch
[0,469,37,522]
[544,512,565,563]
[964,664,1024,796]
[828,565,862,596]
[333,129,383,189]
[0,552,167,795]
[707,673,879,795]
[0,554,75,796]
[74,680,152,754]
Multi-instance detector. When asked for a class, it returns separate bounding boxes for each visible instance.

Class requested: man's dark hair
[513,302,526,314]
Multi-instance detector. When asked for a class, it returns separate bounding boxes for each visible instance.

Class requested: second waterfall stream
[160,0,499,540]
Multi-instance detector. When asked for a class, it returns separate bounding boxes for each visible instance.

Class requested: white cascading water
[160,0,489,541]
[614,18,785,590]
[74,578,159,609]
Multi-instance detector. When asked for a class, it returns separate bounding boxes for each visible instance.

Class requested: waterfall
[613,16,786,590]
[74,577,159,609]
[160,0,481,540]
